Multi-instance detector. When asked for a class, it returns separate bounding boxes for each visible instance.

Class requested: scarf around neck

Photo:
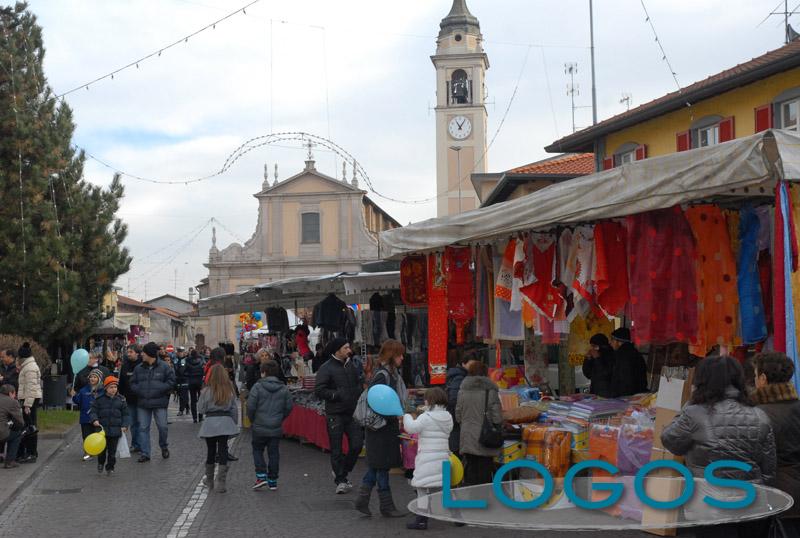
[755,382,799,405]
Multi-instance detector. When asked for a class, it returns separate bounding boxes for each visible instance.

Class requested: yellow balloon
[449,453,464,486]
[257,321,263,328]
[84,432,106,456]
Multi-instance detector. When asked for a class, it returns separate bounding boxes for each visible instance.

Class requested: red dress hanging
[445,246,474,344]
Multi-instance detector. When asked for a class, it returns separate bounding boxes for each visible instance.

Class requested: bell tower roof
[439,0,480,38]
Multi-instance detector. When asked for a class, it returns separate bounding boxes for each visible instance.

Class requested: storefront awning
[380,129,800,259]
[198,271,400,317]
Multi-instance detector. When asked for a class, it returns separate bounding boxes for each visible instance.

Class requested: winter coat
[365,367,402,470]
[75,364,111,392]
[455,375,503,457]
[445,366,467,453]
[89,392,130,438]
[756,382,800,519]
[184,356,205,389]
[130,360,176,409]
[0,393,23,442]
[582,347,616,398]
[311,353,327,374]
[403,405,453,488]
[1,362,19,391]
[118,358,140,406]
[246,376,293,438]
[17,356,42,408]
[611,342,648,397]
[197,390,239,438]
[72,384,102,424]
[661,387,776,483]
[314,356,363,416]
[174,358,187,386]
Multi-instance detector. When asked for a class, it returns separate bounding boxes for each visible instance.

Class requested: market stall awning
[380,129,800,259]
[198,271,400,317]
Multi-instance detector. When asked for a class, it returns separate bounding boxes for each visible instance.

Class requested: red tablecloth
[283,404,348,453]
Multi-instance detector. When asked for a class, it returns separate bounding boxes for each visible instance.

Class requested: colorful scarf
[427,252,448,384]
[495,239,516,302]
[445,246,474,344]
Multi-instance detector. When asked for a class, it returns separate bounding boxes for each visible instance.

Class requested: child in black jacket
[89,376,130,475]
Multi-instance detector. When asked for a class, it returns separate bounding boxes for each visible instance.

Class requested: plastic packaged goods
[522,424,571,478]
[588,422,621,477]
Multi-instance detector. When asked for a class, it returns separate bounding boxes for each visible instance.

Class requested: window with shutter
[718,117,735,142]
[602,157,614,170]
[634,144,647,160]
[754,104,773,132]
[676,131,691,152]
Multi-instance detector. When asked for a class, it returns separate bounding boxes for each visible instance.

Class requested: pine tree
[0,2,131,347]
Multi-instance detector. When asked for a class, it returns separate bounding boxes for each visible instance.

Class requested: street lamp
[450,145,463,214]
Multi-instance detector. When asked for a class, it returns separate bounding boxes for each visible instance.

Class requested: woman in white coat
[402,387,453,530]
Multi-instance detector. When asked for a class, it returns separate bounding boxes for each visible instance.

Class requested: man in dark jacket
[0,350,19,391]
[609,328,648,397]
[445,354,470,454]
[130,342,176,462]
[0,384,24,468]
[174,347,189,416]
[119,345,142,452]
[247,360,293,490]
[184,350,205,423]
[582,334,616,398]
[314,338,364,494]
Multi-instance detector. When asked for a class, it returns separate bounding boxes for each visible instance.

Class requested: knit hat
[89,368,105,384]
[611,327,632,343]
[103,376,119,387]
[323,337,349,358]
[18,342,32,359]
[142,342,160,359]
[589,333,611,347]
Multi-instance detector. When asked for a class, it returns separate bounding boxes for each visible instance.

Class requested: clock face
[448,115,472,140]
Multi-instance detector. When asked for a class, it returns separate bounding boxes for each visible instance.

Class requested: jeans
[3,429,22,463]
[362,467,390,492]
[98,436,120,470]
[205,435,228,465]
[137,407,168,458]
[17,399,38,458]
[252,435,280,480]
[188,385,201,421]
[325,414,364,484]
[128,404,141,449]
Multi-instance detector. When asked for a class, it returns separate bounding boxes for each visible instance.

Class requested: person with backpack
[247,360,292,491]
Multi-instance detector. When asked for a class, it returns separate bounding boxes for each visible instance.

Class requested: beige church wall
[320,200,339,257]
[282,202,300,257]
[278,176,340,194]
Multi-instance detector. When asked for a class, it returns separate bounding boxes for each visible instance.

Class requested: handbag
[478,389,504,449]
[353,370,388,431]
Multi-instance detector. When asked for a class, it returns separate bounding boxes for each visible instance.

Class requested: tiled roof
[507,153,595,175]
[546,40,800,153]
[117,295,156,310]
[151,306,184,321]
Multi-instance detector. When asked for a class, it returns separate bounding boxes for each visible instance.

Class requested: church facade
[203,155,399,344]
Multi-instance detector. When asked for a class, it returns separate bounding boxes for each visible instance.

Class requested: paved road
[0,401,685,537]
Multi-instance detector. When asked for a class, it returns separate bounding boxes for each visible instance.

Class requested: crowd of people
[1,333,799,535]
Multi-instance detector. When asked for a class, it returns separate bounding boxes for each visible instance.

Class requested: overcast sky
[26,0,792,302]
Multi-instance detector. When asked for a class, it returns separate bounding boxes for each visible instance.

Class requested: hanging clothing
[561,225,596,321]
[685,205,739,356]
[427,253,448,384]
[494,239,516,302]
[738,206,768,344]
[400,255,427,307]
[510,239,526,311]
[493,249,524,341]
[475,246,494,340]
[774,183,800,387]
[593,221,629,317]
[314,295,347,332]
[520,234,564,321]
[790,185,800,371]
[445,246,475,344]
[626,207,699,346]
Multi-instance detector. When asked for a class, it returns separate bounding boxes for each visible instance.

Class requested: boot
[203,464,215,490]
[406,515,428,530]
[354,484,373,516]
[215,464,228,493]
[378,490,406,518]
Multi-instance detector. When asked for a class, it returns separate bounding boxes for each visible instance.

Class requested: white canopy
[198,271,399,317]
[380,130,800,259]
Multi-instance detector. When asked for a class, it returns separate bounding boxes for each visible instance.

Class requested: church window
[301,212,320,244]
[450,69,470,105]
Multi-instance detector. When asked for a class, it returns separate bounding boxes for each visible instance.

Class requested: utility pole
[565,63,579,133]
[450,146,463,214]
[589,0,597,125]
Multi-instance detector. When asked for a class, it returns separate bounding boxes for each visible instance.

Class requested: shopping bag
[116,432,131,459]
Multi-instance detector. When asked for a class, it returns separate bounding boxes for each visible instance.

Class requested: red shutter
[754,104,773,133]
[676,130,691,152]
[602,157,614,170]
[634,144,647,161]
[718,116,735,142]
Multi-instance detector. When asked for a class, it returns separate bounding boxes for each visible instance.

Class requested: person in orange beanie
[89,376,130,475]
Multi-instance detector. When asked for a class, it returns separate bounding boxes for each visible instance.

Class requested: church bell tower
[432,0,489,217]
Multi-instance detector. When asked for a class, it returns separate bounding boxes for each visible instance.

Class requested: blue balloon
[253,312,262,321]
[70,348,89,375]
[367,384,403,416]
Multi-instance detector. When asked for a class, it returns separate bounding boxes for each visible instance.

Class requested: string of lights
[54,0,260,99]
[639,0,682,93]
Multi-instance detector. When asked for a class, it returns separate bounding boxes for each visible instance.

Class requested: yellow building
[204,156,399,344]
[546,40,800,168]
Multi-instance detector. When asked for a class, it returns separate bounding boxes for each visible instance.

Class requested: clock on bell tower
[432,0,489,217]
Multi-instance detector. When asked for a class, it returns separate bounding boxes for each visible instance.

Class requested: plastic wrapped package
[499,389,520,411]
[588,423,620,477]
[617,421,654,475]
[591,476,644,521]
[522,424,571,478]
